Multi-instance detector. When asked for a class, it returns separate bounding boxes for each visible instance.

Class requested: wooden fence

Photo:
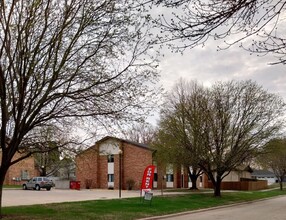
[206,179,267,191]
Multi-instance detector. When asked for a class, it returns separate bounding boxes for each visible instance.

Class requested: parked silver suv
[22,177,54,191]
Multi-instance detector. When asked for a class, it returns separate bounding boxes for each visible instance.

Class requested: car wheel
[35,185,40,191]
[46,187,51,191]
[23,185,27,190]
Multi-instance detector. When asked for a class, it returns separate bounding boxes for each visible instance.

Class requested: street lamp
[118,149,122,198]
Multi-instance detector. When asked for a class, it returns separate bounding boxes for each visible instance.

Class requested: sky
[146,38,286,126]
[144,2,286,126]
[158,42,286,96]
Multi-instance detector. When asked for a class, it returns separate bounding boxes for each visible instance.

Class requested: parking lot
[2,189,143,207]
[2,189,185,207]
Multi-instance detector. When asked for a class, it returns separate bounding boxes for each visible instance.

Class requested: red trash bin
[75,181,80,190]
[70,181,80,190]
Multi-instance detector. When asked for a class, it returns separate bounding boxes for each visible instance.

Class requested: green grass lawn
[2,189,286,220]
[2,185,22,189]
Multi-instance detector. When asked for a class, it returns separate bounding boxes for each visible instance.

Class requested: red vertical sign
[141,165,156,193]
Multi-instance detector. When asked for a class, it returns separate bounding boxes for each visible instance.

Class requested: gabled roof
[251,169,276,178]
[96,136,155,152]
[77,136,155,157]
[232,165,253,173]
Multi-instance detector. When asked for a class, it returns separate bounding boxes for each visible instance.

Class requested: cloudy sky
[158,39,286,96]
[143,2,286,126]
[146,37,286,125]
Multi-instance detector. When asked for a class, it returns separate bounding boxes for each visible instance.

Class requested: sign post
[140,165,156,203]
[143,192,153,205]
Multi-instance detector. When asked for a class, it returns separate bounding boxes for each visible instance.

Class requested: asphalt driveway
[2,189,184,207]
[2,189,142,207]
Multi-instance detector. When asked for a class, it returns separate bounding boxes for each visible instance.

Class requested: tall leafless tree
[153,0,286,64]
[121,122,156,144]
[200,80,285,196]
[0,0,159,216]
[154,80,206,190]
[155,79,285,196]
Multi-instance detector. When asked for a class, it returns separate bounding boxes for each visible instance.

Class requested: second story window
[107,154,114,163]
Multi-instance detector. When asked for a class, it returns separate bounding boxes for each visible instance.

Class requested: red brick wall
[114,154,120,190]
[75,139,154,190]
[122,143,153,190]
[1,152,39,185]
[175,168,181,188]
[98,155,108,189]
[183,171,189,188]
[177,168,191,188]
[76,146,98,189]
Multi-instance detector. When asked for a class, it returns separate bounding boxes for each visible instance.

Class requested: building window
[21,170,29,180]
[154,173,158,182]
[107,154,114,163]
[108,174,114,182]
[166,164,174,182]
[166,174,174,182]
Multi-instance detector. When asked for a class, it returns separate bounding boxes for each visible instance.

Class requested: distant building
[251,169,277,185]
[0,151,39,185]
[76,136,155,190]
[204,166,267,190]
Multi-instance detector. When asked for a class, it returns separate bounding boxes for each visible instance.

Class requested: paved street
[155,195,286,220]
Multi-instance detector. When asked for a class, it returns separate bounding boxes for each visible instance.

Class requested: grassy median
[2,189,286,220]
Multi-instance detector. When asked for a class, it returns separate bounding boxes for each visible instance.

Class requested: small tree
[32,127,62,177]
[258,138,286,190]
[59,157,75,180]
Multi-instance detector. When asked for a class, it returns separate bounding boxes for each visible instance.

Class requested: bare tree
[121,122,156,144]
[258,138,286,190]
[59,157,75,180]
[155,79,285,196]
[153,0,286,64]
[200,80,285,196]
[0,0,159,216]
[154,80,205,190]
[32,127,62,177]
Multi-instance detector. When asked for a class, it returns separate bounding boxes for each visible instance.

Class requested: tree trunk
[279,176,283,190]
[214,176,222,197]
[205,171,222,197]
[0,184,3,219]
[188,167,200,190]
[189,174,198,190]
[0,167,8,218]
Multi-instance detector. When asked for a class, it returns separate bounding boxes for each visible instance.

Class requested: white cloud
[158,41,286,103]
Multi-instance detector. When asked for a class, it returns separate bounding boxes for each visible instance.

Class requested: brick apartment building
[0,151,39,185]
[76,136,204,190]
[76,136,155,190]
